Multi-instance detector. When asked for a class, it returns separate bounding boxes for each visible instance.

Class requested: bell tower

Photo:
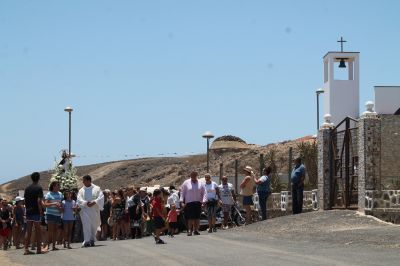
[323,37,360,126]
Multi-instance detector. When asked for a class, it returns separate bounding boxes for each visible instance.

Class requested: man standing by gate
[291,158,305,214]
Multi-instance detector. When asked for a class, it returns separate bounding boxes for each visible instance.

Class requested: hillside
[0,136,316,198]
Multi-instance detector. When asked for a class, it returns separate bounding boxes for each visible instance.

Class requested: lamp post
[64,106,73,157]
[316,88,324,130]
[202,131,214,173]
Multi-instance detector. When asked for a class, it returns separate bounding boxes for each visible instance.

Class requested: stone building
[209,135,250,156]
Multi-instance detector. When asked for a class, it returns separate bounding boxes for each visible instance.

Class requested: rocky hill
[0,135,316,199]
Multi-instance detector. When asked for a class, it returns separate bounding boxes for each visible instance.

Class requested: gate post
[358,103,381,211]
[318,115,334,210]
[234,159,239,194]
[219,163,224,184]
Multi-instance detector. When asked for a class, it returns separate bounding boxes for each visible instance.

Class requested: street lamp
[202,131,214,173]
[316,88,324,130]
[64,106,73,157]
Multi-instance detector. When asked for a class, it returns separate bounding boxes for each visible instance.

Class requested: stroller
[229,202,246,227]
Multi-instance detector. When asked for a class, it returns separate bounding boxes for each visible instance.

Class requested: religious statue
[50,150,79,192]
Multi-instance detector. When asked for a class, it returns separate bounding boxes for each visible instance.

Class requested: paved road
[3,211,400,266]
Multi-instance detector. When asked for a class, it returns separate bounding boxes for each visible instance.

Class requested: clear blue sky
[1,1,399,183]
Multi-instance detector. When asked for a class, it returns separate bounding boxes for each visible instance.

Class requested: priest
[77,175,104,247]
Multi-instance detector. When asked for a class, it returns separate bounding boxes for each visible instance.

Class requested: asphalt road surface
[3,211,400,266]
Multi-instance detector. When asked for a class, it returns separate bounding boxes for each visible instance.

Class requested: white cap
[15,196,24,202]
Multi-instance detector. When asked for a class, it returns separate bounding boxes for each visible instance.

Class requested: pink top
[167,209,177,223]
[180,179,207,204]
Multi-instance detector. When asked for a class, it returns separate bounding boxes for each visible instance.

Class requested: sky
[1,0,400,183]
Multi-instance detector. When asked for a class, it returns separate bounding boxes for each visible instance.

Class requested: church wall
[326,80,359,126]
[375,86,400,115]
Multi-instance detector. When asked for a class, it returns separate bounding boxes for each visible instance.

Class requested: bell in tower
[322,37,360,127]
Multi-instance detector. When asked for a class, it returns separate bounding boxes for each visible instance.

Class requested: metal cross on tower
[337,36,347,52]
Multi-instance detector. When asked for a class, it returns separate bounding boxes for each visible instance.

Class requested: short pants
[184,202,202,220]
[26,214,41,223]
[221,204,232,213]
[242,195,254,206]
[206,200,218,218]
[46,214,62,225]
[153,216,165,229]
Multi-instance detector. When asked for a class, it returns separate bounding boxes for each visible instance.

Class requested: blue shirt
[62,200,76,221]
[45,191,63,216]
[256,175,271,193]
[291,164,305,184]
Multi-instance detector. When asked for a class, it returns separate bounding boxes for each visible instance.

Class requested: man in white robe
[77,175,104,247]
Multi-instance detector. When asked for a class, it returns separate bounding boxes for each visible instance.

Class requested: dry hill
[0,136,316,199]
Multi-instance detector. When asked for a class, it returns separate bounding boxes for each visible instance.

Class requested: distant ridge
[0,136,316,199]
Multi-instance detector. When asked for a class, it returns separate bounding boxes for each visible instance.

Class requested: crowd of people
[0,158,305,254]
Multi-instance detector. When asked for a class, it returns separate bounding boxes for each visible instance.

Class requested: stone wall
[247,190,318,220]
[317,112,400,223]
[277,190,318,212]
[357,114,400,210]
[317,128,332,210]
[365,190,400,209]
[365,189,400,224]
[358,115,381,210]
[380,115,400,188]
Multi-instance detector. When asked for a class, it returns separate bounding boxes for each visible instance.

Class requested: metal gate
[329,117,359,209]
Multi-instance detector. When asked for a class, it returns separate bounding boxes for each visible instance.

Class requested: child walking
[151,189,166,244]
[166,204,178,238]
[62,191,77,249]
[0,198,12,250]
[12,197,25,249]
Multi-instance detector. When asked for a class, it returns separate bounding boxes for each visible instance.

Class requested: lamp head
[64,106,73,113]
[202,131,214,139]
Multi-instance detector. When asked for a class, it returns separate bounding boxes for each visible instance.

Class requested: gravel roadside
[233,210,400,248]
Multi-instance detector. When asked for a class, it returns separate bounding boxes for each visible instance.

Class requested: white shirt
[126,195,134,209]
[167,192,180,209]
[77,184,104,211]
[219,183,234,205]
[259,176,267,182]
[83,187,92,202]
[205,181,219,200]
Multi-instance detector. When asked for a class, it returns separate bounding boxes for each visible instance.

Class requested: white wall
[375,86,400,115]
[323,52,360,127]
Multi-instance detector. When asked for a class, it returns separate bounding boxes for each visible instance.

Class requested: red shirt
[167,209,177,223]
[151,197,163,218]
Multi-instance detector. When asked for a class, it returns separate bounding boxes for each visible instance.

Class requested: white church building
[317,38,400,224]
[321,38,400,125]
